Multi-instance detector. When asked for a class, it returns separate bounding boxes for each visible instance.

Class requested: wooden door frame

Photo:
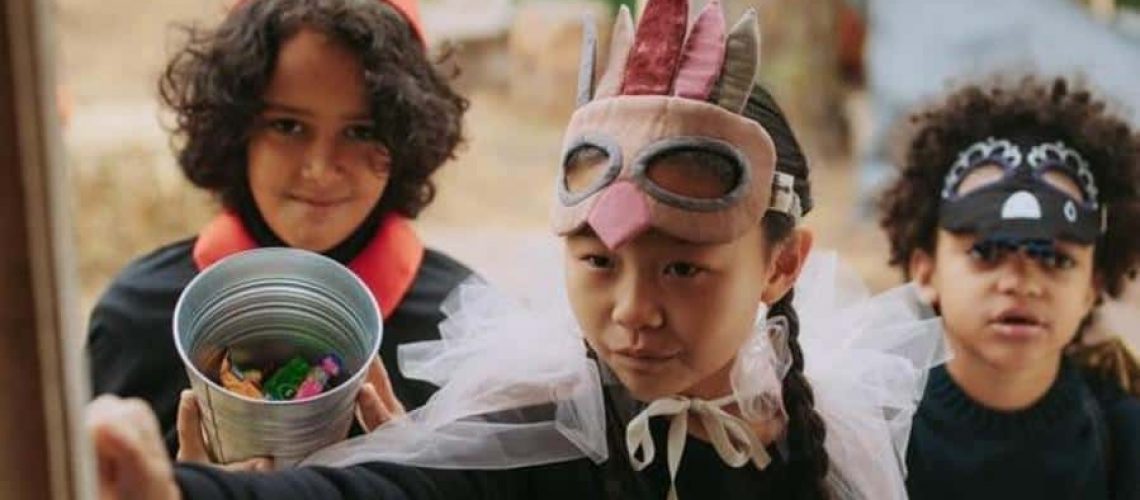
[1,0,94,498]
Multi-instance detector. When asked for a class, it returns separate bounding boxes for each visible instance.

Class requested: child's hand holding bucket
[175,355,406,469]
[174,249,385,464]
[356,356,407,432]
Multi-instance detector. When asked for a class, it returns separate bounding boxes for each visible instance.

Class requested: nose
[301,135,344,185]
[611,272,665,337]
[994,252,1044,298]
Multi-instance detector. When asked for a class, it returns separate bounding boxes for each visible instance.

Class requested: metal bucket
[173,248,382,466]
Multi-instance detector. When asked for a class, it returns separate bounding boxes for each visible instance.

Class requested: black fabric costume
[173,385,797,500]
[906,362,1140,500]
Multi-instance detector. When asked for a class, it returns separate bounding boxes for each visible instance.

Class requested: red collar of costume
[192,211,425,320]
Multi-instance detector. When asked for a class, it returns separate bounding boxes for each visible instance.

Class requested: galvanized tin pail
[173,248,382,466]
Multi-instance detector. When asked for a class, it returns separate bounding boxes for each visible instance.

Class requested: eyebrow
[566,228,599,242]
[263,101,372,121]
[565,226,702,249]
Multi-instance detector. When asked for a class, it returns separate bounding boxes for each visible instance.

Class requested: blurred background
[56,0,1140,345]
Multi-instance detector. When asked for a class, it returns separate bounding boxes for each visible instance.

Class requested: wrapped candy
[220,353,264,399]
[264,356,312,400]
[217,350,343,400]
[294,355,343,400]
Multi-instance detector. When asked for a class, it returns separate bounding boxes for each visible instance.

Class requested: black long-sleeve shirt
[174,407,797,499]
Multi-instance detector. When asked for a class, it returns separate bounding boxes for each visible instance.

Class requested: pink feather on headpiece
[672,0,727,101]
[620,0,689,96]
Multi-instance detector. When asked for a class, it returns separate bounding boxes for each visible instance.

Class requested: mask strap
[769,172,802,222]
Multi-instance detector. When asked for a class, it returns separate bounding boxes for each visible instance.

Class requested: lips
[989,307,1048,340]
[613,348,680,361]
[290,194,349,208]
[610,348,681,372]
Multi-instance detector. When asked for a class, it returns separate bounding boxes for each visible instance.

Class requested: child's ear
[761,229,814,304]
[908,249,938,305]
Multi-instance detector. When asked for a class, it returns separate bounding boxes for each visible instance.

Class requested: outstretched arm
[88,395,515,500]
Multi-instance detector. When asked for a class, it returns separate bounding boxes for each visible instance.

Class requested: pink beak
[586,181,652,250]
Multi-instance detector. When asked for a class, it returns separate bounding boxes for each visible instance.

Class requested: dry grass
[69,146,215,309]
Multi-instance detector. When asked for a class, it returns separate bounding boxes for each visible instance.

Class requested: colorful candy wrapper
[219,350,344,400]
[294,355,343,400]
[264,356,312,400]
[220,353,263,399]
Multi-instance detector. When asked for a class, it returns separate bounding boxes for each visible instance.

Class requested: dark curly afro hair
[159,0,468,218]
[878,76,1140,297]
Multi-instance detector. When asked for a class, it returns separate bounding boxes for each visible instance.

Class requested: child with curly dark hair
[86,0,473,463]
[879,76,1140,500]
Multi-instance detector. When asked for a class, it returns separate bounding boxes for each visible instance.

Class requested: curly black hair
[879,76,1140,297]
[159,0,468,218]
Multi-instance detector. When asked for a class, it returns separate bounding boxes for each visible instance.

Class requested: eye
[1031,249,1076,270]
[968,242,1003,264]
[663,262,704,278]
[1020,241,1077,270]
[267,118,304,136]
[1045,253,1076,270]
[580,254,614,270]
[344,124,378,142]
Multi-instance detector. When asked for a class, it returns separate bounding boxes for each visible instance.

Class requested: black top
[173,388,797,500]
[86,237,473,457]
[906,362,1140,500]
